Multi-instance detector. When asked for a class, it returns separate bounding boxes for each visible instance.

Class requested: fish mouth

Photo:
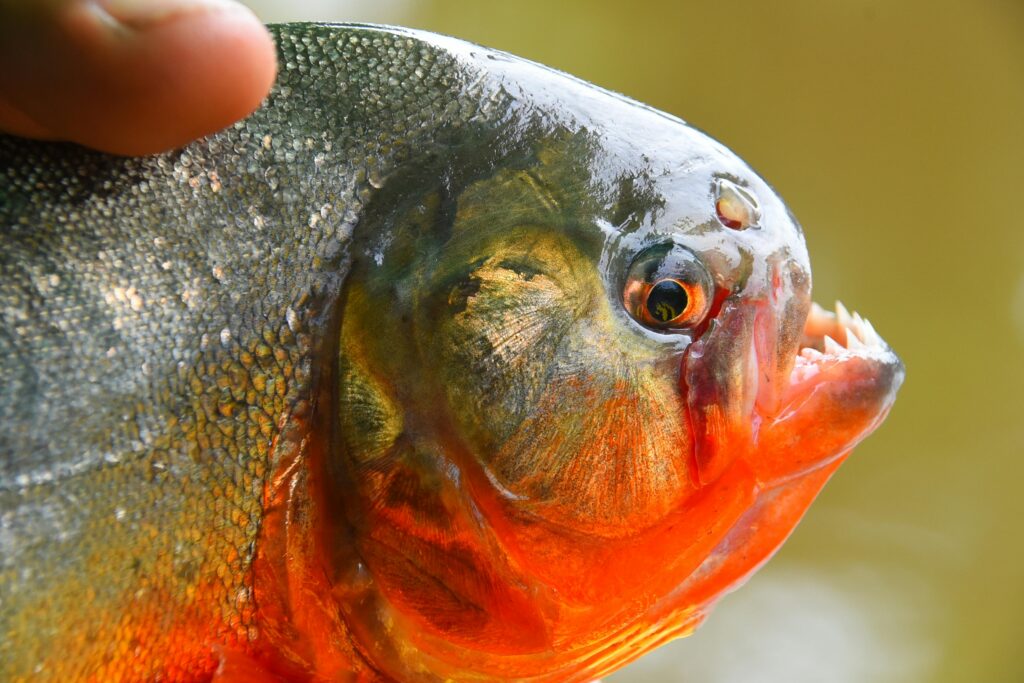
[793,300,900,389]
[758,299,905,485]
[683,292,904,488]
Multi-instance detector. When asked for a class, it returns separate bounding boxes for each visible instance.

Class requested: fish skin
[0,22,902,682]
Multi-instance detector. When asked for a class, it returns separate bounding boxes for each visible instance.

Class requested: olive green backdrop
[243,1,1024,681]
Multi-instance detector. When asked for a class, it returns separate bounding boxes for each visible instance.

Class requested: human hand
[0,0,276,155]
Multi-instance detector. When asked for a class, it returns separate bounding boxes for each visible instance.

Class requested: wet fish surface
[0,22,903,682]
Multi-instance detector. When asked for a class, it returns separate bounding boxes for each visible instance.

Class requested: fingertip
[0,0,278,156]
[110,2,279,155]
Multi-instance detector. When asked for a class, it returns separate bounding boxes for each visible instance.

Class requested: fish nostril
[714,179,760,230]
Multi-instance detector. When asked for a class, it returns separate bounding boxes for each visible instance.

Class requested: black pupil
[645,280,689,323]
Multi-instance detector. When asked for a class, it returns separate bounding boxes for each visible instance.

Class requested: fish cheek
[423,231,695,531]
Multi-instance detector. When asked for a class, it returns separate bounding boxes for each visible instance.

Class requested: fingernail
[96,0,255,29]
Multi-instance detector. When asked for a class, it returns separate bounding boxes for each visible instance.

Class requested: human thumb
[0,0,277,155]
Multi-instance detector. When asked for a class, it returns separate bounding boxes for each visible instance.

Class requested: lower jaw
[658,453,847,615]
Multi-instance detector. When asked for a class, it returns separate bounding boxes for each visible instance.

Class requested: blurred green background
[245,1,1024,681]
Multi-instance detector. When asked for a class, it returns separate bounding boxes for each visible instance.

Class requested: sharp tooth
[846,332,867,351]
[862,317,881,344]
[823,335,844,355]
[849,311,864,338]
[835,301,852,329]
[810,301,835,320]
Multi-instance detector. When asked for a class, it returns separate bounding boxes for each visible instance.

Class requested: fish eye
[623,244,713,331]
[715,178,760,230]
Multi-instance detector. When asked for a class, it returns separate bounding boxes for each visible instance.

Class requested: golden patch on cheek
[430,233,589,447]
[450,267,566,446]
[455,267,569,371]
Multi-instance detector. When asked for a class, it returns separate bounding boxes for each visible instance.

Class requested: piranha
[0,22,903,683]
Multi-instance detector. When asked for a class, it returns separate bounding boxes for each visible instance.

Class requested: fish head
[327,37,904,681]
